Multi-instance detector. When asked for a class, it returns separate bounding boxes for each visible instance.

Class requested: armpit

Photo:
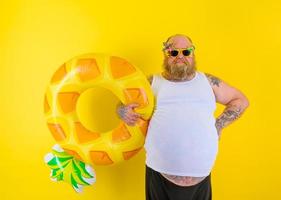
[147,75,153,85]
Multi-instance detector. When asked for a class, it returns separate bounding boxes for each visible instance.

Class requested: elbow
[242,95,250,109]
[246,98,250,108]
[228,94,250,110]
[238,90,250,109]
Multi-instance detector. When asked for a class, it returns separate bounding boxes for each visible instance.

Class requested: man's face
[163,36,196,80]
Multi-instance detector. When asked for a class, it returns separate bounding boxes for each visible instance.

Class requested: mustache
[172,60,191,69]
[173,58,189,64]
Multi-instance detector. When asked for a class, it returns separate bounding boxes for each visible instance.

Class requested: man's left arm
[205,73,250,139]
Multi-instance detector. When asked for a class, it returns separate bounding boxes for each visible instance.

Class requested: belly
[160,173,207,186]
[144,107,219,176]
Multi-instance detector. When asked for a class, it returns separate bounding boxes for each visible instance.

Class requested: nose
[177,52,184,58]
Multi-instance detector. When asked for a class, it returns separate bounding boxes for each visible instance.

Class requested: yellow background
[1,0,280,199]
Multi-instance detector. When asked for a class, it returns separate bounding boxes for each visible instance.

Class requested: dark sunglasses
[166,47,195,57]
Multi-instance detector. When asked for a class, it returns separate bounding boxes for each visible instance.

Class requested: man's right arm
[116,75,153,123]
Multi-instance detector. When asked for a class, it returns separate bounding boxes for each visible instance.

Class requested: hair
[162,34,194,51]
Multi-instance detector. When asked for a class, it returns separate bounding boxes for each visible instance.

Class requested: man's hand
[116,102,142,126]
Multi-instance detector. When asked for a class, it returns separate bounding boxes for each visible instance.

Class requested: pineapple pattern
[44,53,154,166]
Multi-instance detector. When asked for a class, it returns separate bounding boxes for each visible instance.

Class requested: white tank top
[144,71,219,177]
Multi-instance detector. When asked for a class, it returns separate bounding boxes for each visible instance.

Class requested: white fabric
[144,71,219,177]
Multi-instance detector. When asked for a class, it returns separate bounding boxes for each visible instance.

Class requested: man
[116,34,249,200]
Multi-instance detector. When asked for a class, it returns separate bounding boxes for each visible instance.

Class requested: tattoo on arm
[205,73,248,131]
[116,102,125,119]
[215,104,243,130]
[205,73,221,87]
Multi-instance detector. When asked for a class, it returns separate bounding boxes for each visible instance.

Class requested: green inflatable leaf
[44,144,96,193]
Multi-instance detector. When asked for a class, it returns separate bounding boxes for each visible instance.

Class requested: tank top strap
[151,73,164,96]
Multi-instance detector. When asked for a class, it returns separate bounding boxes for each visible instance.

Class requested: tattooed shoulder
[205,73,221,87]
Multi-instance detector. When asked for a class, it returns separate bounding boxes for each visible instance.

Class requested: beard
[163,58,197,80]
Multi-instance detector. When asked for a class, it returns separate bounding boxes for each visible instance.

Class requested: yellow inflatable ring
[44,53,154,165]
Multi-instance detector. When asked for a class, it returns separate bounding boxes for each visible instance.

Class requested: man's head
[162,34,196,80]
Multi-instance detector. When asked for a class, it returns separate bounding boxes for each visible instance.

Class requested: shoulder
[203,72,221,88]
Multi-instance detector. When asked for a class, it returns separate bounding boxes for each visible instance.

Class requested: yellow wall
[1,0,280,199]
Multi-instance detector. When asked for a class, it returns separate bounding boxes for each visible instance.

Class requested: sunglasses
[165,47,195,57]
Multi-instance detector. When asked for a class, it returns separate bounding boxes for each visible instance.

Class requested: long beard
[163,58,196,80]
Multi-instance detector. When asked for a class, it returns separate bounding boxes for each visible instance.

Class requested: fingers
[127,102,140,109]
[123,110,142,126]
[118,102,142,126]
[125,118,140,126]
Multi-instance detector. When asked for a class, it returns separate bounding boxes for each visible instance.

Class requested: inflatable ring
[44,53,154,166]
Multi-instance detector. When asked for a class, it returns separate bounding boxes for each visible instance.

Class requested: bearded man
[117,34,249,200]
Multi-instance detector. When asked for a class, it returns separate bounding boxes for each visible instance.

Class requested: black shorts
[145,165,212,200]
